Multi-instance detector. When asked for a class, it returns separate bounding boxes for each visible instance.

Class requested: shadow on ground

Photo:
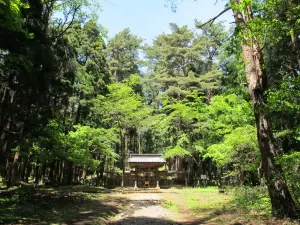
[108,204,238,225]
[0,185,125,224]
[109,217,184,225]
[108,214,230,225]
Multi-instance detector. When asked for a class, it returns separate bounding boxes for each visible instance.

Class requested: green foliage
[233,186,272,216]
[159,98,201,158]
[0,0,29,31]
[67,125,118,170]
[164,145,191,159]
[67,19,110,125]
[106,28,143,82]
[145,22,227,105]
[94,82,150,130]
[267,76,300,114]
[205,125,259,171]
[277,152,300,204]
[123,73,144,94]
[1,3,299,221]
[30,120,67,162]
[202,94,254,144]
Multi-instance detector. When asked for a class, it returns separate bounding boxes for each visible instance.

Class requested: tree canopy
[0,0,299,219]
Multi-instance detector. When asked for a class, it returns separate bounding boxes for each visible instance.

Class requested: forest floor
[108,188,297,225]
[0,185,299,225]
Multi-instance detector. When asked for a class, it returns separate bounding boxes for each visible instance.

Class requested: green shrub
[232,186,271,216]
[277,152,300,205]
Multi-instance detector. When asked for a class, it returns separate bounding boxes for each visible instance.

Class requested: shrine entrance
[128,154,166,189]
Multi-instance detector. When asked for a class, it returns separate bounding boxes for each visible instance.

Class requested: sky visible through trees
[99,0,233,42]
[0,0,299,222]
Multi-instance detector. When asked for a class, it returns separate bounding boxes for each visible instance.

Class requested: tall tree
[166,0,299,217]
[146,23,225,104]
[106,28,143,82]
[229,0,298,217]
[93,80,150,186]
[66,19,110,126]
[0,0,102,186]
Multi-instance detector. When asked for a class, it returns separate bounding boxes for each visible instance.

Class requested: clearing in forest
[108,187,278,225]
[0,186,297,225]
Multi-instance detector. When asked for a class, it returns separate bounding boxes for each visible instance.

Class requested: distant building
[105,154,186,188]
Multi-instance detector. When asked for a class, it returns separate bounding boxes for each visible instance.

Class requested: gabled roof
[128,154,166,163]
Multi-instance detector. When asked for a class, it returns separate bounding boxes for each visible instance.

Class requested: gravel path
[109,193,180,225]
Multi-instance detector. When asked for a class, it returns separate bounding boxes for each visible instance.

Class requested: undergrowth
[232,186,271,217]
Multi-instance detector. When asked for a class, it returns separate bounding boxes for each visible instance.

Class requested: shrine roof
[128,154,166,163]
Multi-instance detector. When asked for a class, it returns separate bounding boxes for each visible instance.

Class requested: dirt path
[108,192,183,225]
[72,189,289,225]
[164,191,203,224]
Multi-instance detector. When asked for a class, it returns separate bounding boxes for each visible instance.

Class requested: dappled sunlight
[1,0,299,223]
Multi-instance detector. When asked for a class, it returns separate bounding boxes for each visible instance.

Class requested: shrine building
[128,154,166,189]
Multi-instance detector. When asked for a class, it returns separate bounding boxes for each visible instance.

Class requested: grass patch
[181,187,232,214]
[164,198,179,212]
[166,186,278,224]
[175,186,272,219]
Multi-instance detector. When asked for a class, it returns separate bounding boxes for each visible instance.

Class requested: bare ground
[2,187,298,225]
[105,189,298,225]
[109,193,178,225]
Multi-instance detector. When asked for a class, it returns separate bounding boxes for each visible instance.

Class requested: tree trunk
[40,164,46,184]
[0,118,11,176]
[8,152,19,187]
[0,140,8,179]
[25,161,32,183]
[99,163,105,186]
[35,162,41,185]
[19,160,26,182]
[288,1,300,71]
[81,164,87,180]
[122,133,128,187]
[49,161,55,184]
[137,134,141,154]
[58,161,64,184]
[232,2,298,218]
[66,161,73,185]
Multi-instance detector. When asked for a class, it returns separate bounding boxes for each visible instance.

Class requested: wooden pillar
[145,167,149,188]
[156,167,160,189]
[155,167,158,184]
[134,167,138,190]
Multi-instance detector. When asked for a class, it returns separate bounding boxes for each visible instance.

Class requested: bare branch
[196,7,231,28]
[52,4,81,41]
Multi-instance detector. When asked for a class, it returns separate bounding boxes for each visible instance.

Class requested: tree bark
[35,162,41,185]
[40,164,46,184]
[81,164,87,180]
[25,161,32,183]
[49,161,55,184]
[8,152,19,187]
[232,1,298,218]
[58,161,64,184]
[19,160,26,182]
[137,134,141,154]
[66,161,73,185]
[122,133,128,187]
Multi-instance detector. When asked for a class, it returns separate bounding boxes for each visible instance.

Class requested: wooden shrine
[128,154,166,189]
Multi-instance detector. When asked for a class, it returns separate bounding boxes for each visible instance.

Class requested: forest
[0,0,300,224]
